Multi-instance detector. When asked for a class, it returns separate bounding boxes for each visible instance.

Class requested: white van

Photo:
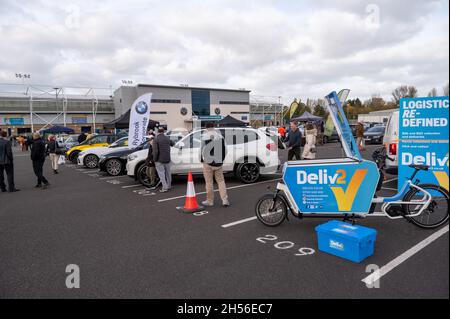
[383,110,399,174]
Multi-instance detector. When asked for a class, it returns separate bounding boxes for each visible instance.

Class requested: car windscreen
[367,127,385,133]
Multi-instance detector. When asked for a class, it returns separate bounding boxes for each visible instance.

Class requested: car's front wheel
[105,158,123,176]
[84,154,99,169]
[236,162,260,184]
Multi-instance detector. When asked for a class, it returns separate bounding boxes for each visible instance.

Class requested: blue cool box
[315,221,377,263]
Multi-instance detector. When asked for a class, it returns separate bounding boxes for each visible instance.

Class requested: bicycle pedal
[386,206,404,218]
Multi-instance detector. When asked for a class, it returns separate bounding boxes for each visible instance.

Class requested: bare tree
[444,83,449,96]
[392,85,418,106]
[428,88,438,97]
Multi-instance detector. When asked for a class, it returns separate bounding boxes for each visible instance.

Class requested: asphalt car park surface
[0,143,448,299]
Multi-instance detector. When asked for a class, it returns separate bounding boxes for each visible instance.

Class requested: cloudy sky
[0,0,448,103]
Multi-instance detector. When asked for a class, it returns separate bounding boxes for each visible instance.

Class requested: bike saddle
[409,164,429,171]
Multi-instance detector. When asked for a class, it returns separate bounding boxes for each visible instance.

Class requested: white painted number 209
[274,241,294,250]
[256,235,315,256]
[256,235,277,243]
[295,248,315,256]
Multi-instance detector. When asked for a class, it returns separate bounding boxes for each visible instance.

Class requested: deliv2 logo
[297,168,368,211]
[330,169,368,211]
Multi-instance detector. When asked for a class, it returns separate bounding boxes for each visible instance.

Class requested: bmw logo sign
[135,101,148,114]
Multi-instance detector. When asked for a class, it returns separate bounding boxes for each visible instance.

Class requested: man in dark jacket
[286,121,302,161]
[153,128,172,192]
[201,123,229,207]
[0,131,19,192]
[30,133,50,189]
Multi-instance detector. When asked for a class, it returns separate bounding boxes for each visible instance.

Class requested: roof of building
[136,84,251,93]
[367,108,399,115]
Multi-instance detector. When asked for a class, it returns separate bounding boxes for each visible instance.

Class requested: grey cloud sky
[0,0,448,104]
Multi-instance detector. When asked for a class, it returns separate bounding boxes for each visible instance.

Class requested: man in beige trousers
[201,122,230,207]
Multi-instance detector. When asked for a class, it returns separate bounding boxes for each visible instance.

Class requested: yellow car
[66,134,122,163]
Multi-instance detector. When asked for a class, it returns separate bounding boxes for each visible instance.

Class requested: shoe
[42,183,50,190]
[54,170,59,174]
[9,189,20,193]
[35,184,42,188]
[159,188,168,193]
[222,199,230,207]
[202,200,214,207]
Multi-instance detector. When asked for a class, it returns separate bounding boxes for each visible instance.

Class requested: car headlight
[128,154,138,161]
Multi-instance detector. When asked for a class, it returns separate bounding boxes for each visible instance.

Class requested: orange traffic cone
[177,172,204,214]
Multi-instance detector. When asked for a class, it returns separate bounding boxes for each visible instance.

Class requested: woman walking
[31,133,50,189]
[302,123,317,160]
[47,135,60,174]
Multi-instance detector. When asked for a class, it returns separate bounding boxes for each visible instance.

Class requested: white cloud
[0,0,448,103]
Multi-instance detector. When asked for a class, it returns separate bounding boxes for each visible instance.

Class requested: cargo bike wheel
[402,184,449,229]
[255,194,288,227]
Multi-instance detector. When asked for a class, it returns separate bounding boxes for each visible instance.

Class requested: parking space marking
[222,216,257,228]
[362,225,449,287]
[157,178,282,203]
[121,184,142,189]
[99,175,128,180]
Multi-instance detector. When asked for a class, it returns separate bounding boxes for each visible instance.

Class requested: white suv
[126,128,280,186]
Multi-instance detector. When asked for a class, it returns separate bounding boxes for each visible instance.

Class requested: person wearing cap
[200,122,229,207]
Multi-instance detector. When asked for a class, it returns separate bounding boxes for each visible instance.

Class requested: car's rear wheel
[236,162,260,184]
[69,151,80,164]
[84,154,99,169]
[105,158,123,176]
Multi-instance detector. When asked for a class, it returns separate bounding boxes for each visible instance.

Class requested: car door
[172,130,204,174]
[88,135,109,148]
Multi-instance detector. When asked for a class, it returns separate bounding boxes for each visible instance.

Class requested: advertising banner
[283,159,379,214]
[4,118,25,125]
[325,91,361,160]
[128,93,153,149]
[399,96,449,191]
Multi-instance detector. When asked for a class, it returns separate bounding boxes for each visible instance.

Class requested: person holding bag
[46,135,61,174]
[302,123,317,160]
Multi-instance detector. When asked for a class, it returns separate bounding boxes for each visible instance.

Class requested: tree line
[284,83,449,121]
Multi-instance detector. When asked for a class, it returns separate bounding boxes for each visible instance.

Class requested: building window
[151,111,167,115]
[191,90,210,116]
[219,101,249,105]
[151,99,181,104]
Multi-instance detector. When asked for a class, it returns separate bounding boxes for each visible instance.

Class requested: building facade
[0,83,251,135]
[113,84,251,130]
[0,95,115,136]
[358,108,399,124]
